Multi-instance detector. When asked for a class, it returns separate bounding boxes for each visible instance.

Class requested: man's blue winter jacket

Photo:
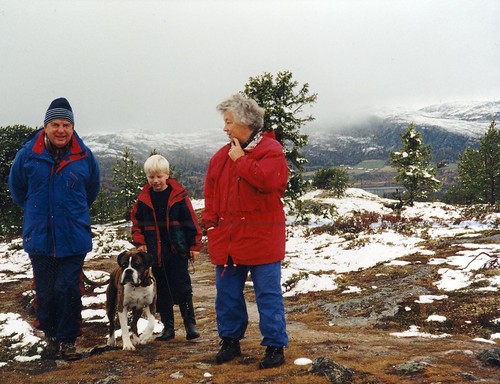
[8,129,100,257]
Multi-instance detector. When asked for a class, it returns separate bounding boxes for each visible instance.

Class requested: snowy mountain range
[82,100,499,176]
[83,128,226,162]
[377,100,499,138]
[304,100,499,168]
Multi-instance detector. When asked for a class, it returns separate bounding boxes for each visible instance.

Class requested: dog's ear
[117,251,128,266]
[140,252,154,268]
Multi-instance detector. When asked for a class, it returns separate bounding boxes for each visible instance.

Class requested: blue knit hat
[43,97,74,126]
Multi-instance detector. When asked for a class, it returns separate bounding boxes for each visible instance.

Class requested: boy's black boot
[180,299,200,340]
[156,307,175,341]
[259,346,285,369]
[41,336,60,359]
[60,342,82,361]
[216,338,241,364]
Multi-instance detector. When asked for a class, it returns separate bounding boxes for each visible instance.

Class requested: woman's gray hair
[216,94,265,131]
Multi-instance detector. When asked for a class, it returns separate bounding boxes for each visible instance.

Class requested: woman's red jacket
[201,134,288,266]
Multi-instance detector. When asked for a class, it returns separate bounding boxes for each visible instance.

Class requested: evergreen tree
[90,188,117,224]
[481,121,499,204]
[389,123,441,206]
[452,120,499,204]
[312,168,350,197]
[0,125,35,238]
[112,147,145,221]
[242,71,317,213]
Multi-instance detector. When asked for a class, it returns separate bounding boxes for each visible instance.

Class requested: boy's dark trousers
[153,258,200,340]
[157,297,200,340]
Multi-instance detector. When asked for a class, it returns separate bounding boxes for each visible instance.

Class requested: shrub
[312,168,349,197]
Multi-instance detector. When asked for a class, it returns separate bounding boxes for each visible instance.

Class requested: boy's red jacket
[201,134,288,266]
[131,178,202,266]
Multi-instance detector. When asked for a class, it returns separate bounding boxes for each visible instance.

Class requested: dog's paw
[122,343,136,351]
[139,335,153,344]
[131,334,140,345]
[107,336,116,347]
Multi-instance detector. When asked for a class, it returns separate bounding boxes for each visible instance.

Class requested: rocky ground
[1,231,500,383]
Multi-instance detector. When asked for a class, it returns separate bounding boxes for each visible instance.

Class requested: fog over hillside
[307,100,499,136]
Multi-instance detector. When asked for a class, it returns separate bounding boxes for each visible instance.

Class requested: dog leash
[189,257,196,274]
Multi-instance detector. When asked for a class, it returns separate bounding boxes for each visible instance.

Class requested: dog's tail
[83,271,110,287]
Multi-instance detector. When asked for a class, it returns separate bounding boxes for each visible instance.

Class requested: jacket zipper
[49,162,57,257]
[222,160,238,277]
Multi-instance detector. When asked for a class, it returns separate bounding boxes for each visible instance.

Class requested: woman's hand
[137,245,147,252]
[228,138,244,161]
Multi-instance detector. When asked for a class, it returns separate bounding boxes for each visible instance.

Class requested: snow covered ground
[0,188,499,366]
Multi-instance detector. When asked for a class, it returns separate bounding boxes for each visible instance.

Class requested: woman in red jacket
[201,94,289,369]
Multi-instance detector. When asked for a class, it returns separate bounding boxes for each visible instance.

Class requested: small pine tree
[478,120,499,204]
[389,123,441,206]
[451,120,499,204]
[112,147,145,221]
[0,125,35,238]
[242,71,317,215]
[312,168,350,197]
[90,188,117,224]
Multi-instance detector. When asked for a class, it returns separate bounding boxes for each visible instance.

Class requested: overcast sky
[1,0,499,135]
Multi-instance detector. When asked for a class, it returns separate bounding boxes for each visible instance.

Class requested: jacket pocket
[206,224,228,263]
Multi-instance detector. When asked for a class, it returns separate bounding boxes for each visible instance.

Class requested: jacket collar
[139,178,188,207]
[242,131,263,152]
[32,130,84,156]
[31,130,88,173]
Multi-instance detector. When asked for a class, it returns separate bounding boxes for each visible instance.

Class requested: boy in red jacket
[131,154,202,341]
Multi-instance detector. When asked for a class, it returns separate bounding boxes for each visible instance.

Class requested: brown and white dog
[106,250,157,350]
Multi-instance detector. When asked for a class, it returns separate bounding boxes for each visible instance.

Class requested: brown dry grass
[1,233,500,383]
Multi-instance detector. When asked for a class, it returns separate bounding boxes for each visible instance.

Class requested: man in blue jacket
[9,97,100,360]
